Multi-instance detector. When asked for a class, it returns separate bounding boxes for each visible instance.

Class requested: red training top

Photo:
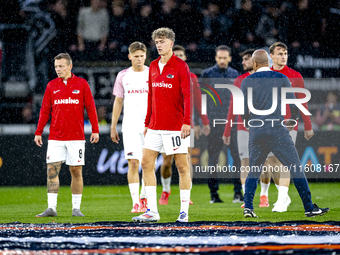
[271,65,312,131]
[191,72,209,128]
[223,71,251,138]
[35,74,99,140]
[145,54,191,131]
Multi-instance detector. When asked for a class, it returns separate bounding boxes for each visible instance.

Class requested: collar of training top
[256,67,271,72]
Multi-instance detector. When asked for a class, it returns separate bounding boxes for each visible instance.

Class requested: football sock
[145,186,157,212]
[129,183,140,206]
[47,193,58,211]
[180,189,190,214]
[72,194,82,210]
[260,182,270,197]
[161,176,171,193]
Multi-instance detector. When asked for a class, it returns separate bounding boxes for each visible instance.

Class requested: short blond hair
[152,27,175,42]
[54,53,72,65]
[128,41,147,54]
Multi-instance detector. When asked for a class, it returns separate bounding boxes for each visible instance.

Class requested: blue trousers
[244,127,314,212]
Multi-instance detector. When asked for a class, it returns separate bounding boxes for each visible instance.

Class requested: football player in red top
[132,28,191,223]
[159,45,210,206]
[269,42,313,213]
[34,53,99,217]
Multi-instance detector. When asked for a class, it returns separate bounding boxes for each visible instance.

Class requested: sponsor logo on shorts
[167,74,174,78]
[173,147,179,151]
[47,156,50,160]
[78,160,81,162]
[72,90,80,94]
[127,152,133,156]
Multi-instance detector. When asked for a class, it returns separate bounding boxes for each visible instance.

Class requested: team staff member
[159,45,210,205]
[268,42,314,213]
[111,42,149,213]
[242,50,329,218]
[223,49,273,208]
[35,53,99,217]
[132,27,191,223]
[201,45,242,204]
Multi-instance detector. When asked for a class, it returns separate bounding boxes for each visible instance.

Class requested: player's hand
[202,124,210,136]
[143,127,148,137]
[90,133,99,144]
[194,125,201,139]
[34,135,43,147]
[286,120,295,131]
[222,135,230,145]
[181,124,190,139]
[110,127,119,144]
[304,129,314,141]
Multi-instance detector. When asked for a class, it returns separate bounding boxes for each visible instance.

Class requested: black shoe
[305,204,330,217]
[210,194,223,203]
[244,208,258,218]
[233,192,244,203]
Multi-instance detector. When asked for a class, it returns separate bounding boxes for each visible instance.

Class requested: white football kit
[113,66,149,162]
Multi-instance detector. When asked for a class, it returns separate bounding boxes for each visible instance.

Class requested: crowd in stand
[40,0,340,61]
[1,0,340,125]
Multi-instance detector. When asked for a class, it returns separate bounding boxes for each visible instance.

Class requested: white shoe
[176,211,188,222]
[272,195,291,212]
[132,209,160,222]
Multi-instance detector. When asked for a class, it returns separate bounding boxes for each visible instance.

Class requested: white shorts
[268,130,297,157]
[46,140,85,166]
[237,130,249,160]
[143,129,189,155]
[122,132,144,162]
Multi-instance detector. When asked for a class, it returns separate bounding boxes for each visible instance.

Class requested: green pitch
[0,183,338,223]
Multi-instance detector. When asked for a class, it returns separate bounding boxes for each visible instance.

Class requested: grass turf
[0,183,338,223]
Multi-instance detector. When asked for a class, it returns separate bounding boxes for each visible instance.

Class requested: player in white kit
[111,42,149,213]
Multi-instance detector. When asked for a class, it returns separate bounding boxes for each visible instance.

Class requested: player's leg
[269,128,328,216]
[230,127,243,203]
[187,147,194,205]
[36,140,65,217]
[123,132,143,212]
[207,126,224,203]
[127,159,141,212]
[268,155,291,212]
[63,141,85,216]
[132,129,162,222]
[237,130,249,208]
[259,162,271,207]
[159,153,173,205]
[174,152,191,222]
[244,132,271,217]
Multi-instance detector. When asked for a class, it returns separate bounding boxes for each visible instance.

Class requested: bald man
[240,50,329,218]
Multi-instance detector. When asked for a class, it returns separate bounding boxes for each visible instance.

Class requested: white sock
[260,182,270,197]
[145,186,157,212]
[161,176,171,193]
[72,194,82,210]
[275,184,280,190]
[129,183,140,206]
[47,193,58,211]
[277,186,289,202]
[242,184,246,195]
[140,179,146,199]
[180,189,190,214]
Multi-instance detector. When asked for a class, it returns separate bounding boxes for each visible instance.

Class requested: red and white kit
[144,54,191,155]
[113,66,149,161]
[35,74,99,165]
